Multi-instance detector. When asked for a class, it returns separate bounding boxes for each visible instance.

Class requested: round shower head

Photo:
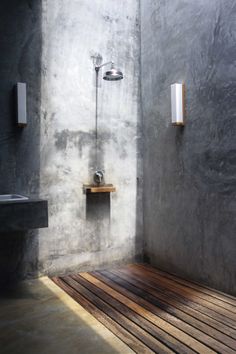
[103,64,123,81]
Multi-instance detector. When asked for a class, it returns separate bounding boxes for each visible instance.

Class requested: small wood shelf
[83,184,116,194]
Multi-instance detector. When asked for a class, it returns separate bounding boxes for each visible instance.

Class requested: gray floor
[0,277,134,354]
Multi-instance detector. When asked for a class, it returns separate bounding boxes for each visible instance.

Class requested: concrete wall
[0,1,42,195]
[0,0,142,281]
[38,0,142,275]
[1,0,235,295]
[141,0,236,294]
[0,1,42,284]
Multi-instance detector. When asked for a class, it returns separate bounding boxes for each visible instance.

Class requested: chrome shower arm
[95,61,114,71]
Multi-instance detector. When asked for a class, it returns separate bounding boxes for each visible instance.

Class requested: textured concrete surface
[38,0,142,275]
[0,0,142,280]
[0,0,42,196]
[0,0,235,296]
[0,277,134,354]
[0,1,42,283]
[141,0,236,295]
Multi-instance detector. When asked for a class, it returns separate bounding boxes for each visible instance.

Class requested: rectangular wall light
[16,82,27,127]
[171,83,185,126]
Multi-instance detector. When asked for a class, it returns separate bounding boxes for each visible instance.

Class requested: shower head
[103,63,123,81]
[95,61,123,81]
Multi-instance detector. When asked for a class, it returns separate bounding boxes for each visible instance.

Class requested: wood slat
[122,266,236,328]
[52,264,236,354]
[127,265,236,321]
[135,264,236,314]
[83,184,116,193]
[76,273,214,354]
[93,270,236,352]
[109,268,236,340]
[70,274,196,354]
[51,276,155,354]
[60,275,175,354]
[138,264,236,307]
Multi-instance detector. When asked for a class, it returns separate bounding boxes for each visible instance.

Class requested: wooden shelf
[83,184,116,194]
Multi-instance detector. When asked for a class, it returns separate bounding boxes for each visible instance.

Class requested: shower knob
[94,170,105,185]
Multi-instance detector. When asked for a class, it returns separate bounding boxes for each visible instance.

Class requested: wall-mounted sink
[0,197,48,232]
[0,194,29,202]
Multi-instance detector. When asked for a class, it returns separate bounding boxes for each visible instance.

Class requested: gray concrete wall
[1,0,235,296]
[38,0,142,275]
[141,0,236,295]
[0,0,142,281]
[0,1,42,285]
[0,1,41,195]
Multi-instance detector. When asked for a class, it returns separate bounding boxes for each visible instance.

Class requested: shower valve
[94,170,105,185]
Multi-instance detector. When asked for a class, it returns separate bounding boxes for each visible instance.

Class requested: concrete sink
[0,194,29,202]
[0,197,48,232]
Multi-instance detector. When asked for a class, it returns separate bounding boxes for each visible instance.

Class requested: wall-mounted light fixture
[171,83,185,126]
[16,82,27,127]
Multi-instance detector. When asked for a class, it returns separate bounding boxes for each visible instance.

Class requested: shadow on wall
[86,193,111,221]
[86,193,111,253]
[0,0,42,288]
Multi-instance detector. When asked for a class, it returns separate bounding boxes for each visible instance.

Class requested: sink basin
[0,197,48,231]
[0,194,29,202]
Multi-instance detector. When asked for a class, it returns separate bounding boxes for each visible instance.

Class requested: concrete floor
[0,277,134,354]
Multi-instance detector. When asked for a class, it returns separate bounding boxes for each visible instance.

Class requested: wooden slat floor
[52,264,236,354]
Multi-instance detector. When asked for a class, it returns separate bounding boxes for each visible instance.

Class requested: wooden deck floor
[52,264,236,354]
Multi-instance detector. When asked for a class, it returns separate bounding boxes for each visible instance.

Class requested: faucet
[94,170,104,185]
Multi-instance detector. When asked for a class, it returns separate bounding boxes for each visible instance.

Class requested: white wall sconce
[171,83,185,126]
[16,82,27,127]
